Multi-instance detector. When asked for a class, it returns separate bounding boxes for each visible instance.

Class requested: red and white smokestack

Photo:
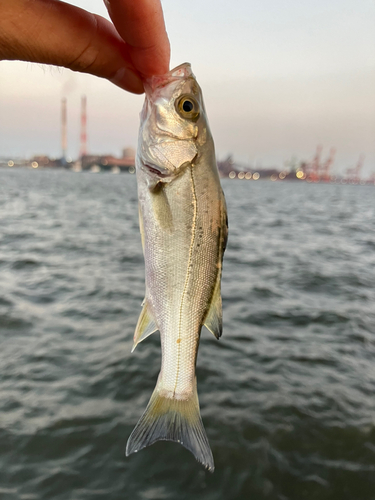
[80,95,87,158]
[61,97,67,161]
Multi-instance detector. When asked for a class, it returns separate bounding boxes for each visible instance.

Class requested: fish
[126,63,228,471]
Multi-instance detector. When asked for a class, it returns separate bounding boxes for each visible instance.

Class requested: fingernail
[111,67,144,94]
[103,0,112,14]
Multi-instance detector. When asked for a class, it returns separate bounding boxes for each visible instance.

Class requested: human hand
[0,0,170,94]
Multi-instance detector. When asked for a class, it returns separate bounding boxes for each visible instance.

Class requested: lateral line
[173,165,197,396]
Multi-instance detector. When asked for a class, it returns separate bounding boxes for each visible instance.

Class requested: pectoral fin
[138,204,145,253]
[203,274,223,340]
[132,301,158,352]
[151,183,174,232]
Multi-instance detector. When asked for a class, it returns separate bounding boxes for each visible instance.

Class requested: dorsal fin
[132,300,158,352]
[203,276,222,339]
[204,190,227,340]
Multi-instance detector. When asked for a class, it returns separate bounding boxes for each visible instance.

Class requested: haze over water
[1,0,374,171]
[1,169,375,499]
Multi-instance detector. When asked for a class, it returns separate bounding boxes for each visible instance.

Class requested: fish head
[138,63,210,186]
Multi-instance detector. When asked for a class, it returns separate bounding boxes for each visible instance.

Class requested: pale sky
[1,0,374,175]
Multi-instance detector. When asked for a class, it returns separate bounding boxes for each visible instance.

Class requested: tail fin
[126,377,214,471]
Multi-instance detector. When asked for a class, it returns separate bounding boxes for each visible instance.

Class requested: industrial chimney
[80,95,87,158]
[61,97,67,162]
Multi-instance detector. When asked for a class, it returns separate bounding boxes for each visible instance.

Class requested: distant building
[80,150,135,172]
[29,155,63,168]
[122,147,136,159]
[217,155,236,177]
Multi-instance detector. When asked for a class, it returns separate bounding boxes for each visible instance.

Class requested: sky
[1,0,374,175]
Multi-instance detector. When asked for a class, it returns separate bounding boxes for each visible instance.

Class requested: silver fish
[126,63,228,471]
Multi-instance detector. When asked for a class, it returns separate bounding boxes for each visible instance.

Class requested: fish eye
[176,95,200,121]
[183,100,193,112]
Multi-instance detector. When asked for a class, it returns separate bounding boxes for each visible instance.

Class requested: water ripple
[1,170,375,500]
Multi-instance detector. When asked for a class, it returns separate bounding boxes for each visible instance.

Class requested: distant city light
[270,174,277,181]
[8,160,14,167]
[296,171,305,179]
[238,172,245,179]
[252,172,260,180]
[31,161,38,168]
[129,167,135,174]
[229,171,236,179]
[279,172,286,179]
[245,172,252,180]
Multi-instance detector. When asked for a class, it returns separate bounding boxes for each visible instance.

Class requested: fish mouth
[144,63,193,94]
[142,161,170,178]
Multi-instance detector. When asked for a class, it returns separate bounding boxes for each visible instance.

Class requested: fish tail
[126,377,214,471]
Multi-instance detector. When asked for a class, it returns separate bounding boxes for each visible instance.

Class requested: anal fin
[132,300,158,352]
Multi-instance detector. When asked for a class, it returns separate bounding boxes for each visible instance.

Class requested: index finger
[104,0,170,77]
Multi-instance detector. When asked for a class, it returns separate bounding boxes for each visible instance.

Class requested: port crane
[306,145,323,182]
[304,146,335,182]
[346,154,365,183]
[320,148,336,182]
